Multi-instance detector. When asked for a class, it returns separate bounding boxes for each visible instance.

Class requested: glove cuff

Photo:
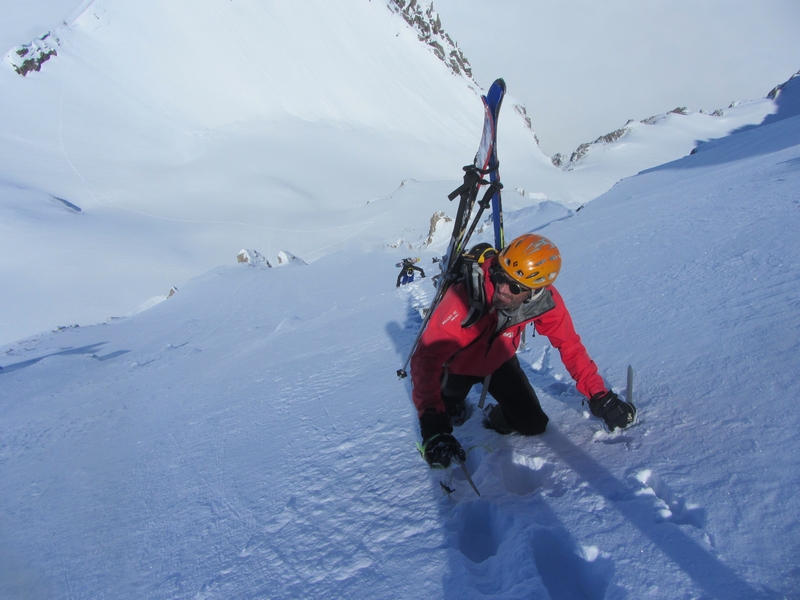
[589,390,615,417]
[419,409,453,442]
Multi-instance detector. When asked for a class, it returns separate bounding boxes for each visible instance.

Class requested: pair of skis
[396,78,507,381]
[399,79,508,498]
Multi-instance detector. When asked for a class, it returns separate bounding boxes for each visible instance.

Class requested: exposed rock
[423,210,452,247]
[767,69,800,99]
[641,114,665,125]
[237,249,273,268]
[237,249,306,268]
[513,103,532,131]
[567,142,592,165]
[513,103,541,145]
[275,250,307,267]
[6,32,60,76]
[387,0,474,80]
[560,122,633,169]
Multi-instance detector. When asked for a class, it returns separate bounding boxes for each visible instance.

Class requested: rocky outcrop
[556,121,634,168]
[513,103,541,146]
[766,69,800,99]
[423,210,452,247]
[554,104,703,169]
[237,249,273,268]
[237,249,306,268]
[6,32,60,76]
[387,0,473,80]
[275,250,307,267]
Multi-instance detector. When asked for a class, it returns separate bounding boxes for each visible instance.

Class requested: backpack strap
[461,257,488,328]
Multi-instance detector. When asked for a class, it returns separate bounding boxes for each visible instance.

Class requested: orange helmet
[497,233,561,288]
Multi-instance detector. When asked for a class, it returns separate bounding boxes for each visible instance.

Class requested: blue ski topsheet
[483,78,506,249]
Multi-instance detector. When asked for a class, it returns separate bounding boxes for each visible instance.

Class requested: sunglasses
[490,267,532,295]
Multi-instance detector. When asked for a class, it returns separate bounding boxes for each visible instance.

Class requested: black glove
[418,409,464,467]
[423,433,466,468]
[590,391,636,431]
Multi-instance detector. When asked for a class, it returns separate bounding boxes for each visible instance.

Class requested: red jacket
[410,258,607,416]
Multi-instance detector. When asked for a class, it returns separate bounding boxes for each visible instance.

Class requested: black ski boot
[444,395,468,427]
[482,404,514,435]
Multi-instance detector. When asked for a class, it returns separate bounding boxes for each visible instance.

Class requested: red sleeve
[410,284,473,417]
[533,286,607,399]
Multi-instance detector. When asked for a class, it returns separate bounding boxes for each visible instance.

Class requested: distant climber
[396,257,426,287]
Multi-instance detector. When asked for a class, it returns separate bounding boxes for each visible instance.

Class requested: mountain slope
[0,0,789,354]
[2,85,799,598]
[0,0,493,345]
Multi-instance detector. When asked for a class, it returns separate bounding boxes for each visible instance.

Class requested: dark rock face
[9,32,60,76]
[387,0,473,80]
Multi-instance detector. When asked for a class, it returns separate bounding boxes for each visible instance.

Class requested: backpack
[450,243,496,328]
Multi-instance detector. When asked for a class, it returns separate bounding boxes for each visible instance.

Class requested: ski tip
[494,78,506,90]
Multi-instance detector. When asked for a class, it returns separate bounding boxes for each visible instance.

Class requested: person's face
[490,267,533,310]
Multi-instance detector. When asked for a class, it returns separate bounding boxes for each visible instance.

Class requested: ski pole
[397,166,489,378]
[477,374,492,409]
[397,282,450,378]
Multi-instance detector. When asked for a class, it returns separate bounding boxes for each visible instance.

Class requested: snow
[0,0,779,347]
[1,2,800,598]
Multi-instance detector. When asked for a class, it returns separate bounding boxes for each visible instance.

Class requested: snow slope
[2,75,799,598]
[0,0,779,346]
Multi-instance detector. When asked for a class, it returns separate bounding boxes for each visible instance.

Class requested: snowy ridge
[552,95,776,172]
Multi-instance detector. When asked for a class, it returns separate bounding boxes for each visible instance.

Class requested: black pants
[442,355,549,435]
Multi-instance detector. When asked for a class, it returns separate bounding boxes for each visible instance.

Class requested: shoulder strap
[461,259,487,328]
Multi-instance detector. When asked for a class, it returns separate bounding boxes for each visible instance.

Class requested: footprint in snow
[454,501,514,563]
[529,528,615,600]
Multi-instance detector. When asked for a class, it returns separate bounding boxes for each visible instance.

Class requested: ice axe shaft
[626,365,634,405]
[457,460,480,497]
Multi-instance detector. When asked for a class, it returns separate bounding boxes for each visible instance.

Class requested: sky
[432,0,800,155]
